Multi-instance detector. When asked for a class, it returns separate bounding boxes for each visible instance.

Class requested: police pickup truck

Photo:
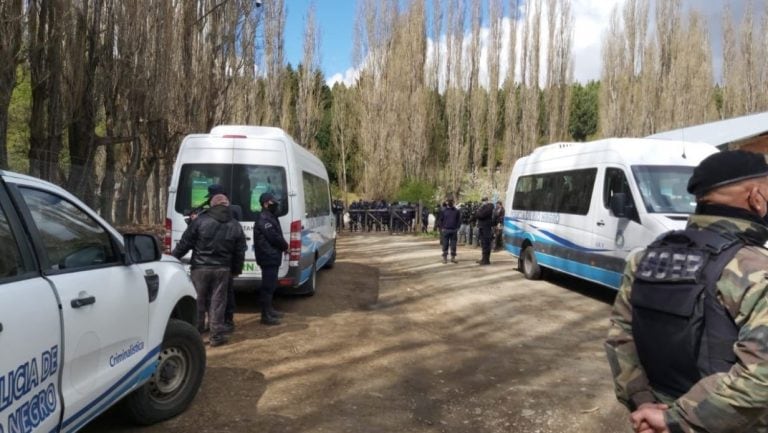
[0,171,205,433]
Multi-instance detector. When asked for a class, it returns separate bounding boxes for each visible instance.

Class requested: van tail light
[289,220,302,266]
[164,218,172,254]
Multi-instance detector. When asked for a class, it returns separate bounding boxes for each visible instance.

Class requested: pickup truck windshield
[632,165,697,214]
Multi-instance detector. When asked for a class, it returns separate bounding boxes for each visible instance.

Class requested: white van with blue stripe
[504,138,719,289]
[0,171,204,433]
[166,125,336,295]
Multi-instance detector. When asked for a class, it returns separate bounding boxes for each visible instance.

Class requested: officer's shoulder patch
[264,222,273,229]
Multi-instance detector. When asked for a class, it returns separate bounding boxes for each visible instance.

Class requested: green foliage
[397,179,436,204]
[568,81,600,141]
[8,66,31,173]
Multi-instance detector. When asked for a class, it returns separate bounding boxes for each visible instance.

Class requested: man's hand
[630,403,669,433]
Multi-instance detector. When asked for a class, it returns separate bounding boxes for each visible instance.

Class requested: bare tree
[0,0,24,169]
[27,0,66,183]
[486,0,503,179]
[296,3,322,150]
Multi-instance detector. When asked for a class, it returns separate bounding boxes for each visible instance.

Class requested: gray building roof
[646,111,768,149]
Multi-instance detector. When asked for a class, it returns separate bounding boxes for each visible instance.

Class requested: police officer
[438,197,461,263]
[474,197,494,265]
[253,192,289,326]
[606,150,768,433]
[204,184,243,332]
[173,193,246,346]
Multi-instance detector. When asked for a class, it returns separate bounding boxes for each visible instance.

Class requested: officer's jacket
[606,213,768,432]
[253,210,289,267]
[172,205,246,272]
[474,203,494,229]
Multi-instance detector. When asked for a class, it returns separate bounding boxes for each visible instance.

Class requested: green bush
[397,179,435,204]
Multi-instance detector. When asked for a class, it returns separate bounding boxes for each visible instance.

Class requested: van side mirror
[124,233,162,264]
[610,193,630,218]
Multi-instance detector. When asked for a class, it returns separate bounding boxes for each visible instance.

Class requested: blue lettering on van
[510,210,560,224]
[109,341,145,367]
[5,383,56,433]
[0,346,59,433]
[0,346,58,413]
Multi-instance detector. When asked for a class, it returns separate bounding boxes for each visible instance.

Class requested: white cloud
[326,67,360,87]
[571,0,625,82]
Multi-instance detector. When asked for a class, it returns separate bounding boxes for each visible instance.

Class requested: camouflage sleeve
[664,258,768,433]
[605,251,656,410]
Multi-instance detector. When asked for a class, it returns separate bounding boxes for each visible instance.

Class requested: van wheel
[301,262,317,296]
[120,319,206,425]
[520,246,542,280]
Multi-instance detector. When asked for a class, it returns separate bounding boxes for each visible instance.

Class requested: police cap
[687,150,768,197]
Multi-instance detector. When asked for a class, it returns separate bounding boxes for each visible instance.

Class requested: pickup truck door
[13,186,151,433]
[0,187,62,433]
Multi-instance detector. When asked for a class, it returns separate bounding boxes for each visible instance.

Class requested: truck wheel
[300,262,317,296]
[121,319,206,425]
[520,245,542,280]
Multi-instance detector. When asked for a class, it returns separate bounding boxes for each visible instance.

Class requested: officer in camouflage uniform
[606,150,768,433]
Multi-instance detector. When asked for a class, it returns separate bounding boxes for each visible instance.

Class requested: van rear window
[175,164,288,220]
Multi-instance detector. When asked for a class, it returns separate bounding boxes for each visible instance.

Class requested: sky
[283,0,762,87]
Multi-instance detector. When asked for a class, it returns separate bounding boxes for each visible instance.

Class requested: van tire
[520,246,542,280]
[301,262,317,296]
[120,319,206,425]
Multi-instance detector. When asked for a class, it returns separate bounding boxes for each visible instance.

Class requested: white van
[166,125,336,295]
[504,138,719,289]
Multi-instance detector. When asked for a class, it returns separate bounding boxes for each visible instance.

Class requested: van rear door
[232,138,291,279]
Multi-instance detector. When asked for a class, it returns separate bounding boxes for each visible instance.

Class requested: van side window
[19,188,119,271]
[603,168,640,221]
[302,172,330,217]
[513,168,596,215]
[603,168,632,207]
[0,203,25,279]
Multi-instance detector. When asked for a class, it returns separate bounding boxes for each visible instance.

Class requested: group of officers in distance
[171,185,286,348]
[436,196,505,265]
[606,150,768,433]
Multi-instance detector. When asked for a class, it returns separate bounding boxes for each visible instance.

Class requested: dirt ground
[85,233,633,433]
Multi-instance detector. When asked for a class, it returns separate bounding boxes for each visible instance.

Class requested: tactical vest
[630,229,743,399]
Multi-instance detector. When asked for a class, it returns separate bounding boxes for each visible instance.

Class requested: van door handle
[596,220,605,227]
[0,322,3,333]
[71,296,96,308]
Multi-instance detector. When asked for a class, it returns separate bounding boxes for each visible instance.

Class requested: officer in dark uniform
[173,193,246,346]
[253,192,289,326]
[606,150,768,433]
[474,197,495,265]
[204,184,243,331]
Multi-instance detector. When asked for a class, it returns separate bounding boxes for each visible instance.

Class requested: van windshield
[175,164,288,220]
[632,165,696,214]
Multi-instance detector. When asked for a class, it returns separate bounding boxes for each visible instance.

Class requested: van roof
[525,137,717,165]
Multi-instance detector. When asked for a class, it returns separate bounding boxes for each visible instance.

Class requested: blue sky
[284,1,357,84]
[283,1,761,86]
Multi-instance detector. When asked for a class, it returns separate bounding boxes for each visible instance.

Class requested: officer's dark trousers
[441,229,458,258]
[260,266,279,319]
[225,276,235,324]
[191,267,230,342]
[479,227,493,263]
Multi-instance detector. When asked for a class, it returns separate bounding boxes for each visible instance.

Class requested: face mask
[267,202,279,213]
